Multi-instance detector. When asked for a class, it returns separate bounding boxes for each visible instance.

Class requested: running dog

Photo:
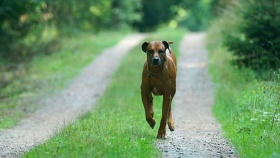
[141,41,177,139]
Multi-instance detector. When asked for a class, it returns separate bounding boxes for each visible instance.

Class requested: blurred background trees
[1,0,279,71]
[0,0,216,62]
[0,0,142,62]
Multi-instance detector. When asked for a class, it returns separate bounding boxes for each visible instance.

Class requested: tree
[223,0,280,70]
[178,0,214,31]
[134,0,181,32]
[111,0,142,29]
[0,0,40,59]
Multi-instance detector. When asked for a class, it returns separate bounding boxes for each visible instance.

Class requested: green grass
[207,19,280,158]
[0,31,126,129]
[23,27,186,158]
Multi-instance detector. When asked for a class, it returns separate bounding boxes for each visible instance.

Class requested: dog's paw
[157,128,166,139]
[169,126,175,131]
[149,119,156,129]
[146,118,156,129]
[156,133,166,139]
[168,122,175,131]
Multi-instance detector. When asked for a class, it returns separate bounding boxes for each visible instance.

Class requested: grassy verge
[23,27,186,158]
[0,31,126,129]
[207,19,280,158]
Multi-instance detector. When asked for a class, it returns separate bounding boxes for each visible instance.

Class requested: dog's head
[141,41,171,66]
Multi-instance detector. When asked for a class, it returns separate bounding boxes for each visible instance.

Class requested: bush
[222,0,280,70]
[0,0,41,60]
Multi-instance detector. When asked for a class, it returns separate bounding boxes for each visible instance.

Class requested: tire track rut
[156,33,237,158]
[0,34,146,158]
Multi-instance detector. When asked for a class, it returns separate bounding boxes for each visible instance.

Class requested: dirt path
[156,33,237,158]
[0,34,146,158]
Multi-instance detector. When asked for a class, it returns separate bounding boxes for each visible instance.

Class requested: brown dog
[141,41,176,139]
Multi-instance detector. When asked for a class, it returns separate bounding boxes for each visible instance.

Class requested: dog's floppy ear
[162,41,169,50]
[142,42,149,53]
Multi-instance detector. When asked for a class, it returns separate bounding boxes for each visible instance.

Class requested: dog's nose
[152,57,160,65]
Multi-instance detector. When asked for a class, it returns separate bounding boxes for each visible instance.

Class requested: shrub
[222,0,280,70]
[0,0,40,59]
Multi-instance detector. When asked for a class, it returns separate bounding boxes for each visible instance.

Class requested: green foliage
[210,0,232,16]
[0,0,42,59]
[208,20,280,158]
[136,0,181,31]
[0,0,215,61]
[219,0,280,70]
[136,0,215,32]
[178,0,214,31]
[0,0,141,61]
[111,0,142,29]
[45,0,141,33]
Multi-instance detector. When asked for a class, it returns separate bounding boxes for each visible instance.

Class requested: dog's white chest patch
[153,87,158,93]
[166,48,171,54]
[152,87,161,95]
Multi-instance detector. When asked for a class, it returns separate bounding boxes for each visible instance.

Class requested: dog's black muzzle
[152,56,161,66]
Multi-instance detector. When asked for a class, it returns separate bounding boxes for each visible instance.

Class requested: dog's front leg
[157,94,171,139]
[141,90,155,129]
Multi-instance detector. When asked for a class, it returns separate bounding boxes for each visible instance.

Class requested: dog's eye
[158,50,164,54]
[148,50,154,54]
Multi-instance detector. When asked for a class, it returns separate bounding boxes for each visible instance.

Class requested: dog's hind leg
[167,93,175,131]
[167,108,175,131]
[157,94,172,139]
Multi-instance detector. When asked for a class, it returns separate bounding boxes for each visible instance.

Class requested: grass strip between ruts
[23,27,186,158]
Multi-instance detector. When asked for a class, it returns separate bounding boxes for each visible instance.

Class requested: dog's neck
[147,62,166,78]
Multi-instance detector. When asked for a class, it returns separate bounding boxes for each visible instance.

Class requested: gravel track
[156,33,237,158]
[0,34,146,158]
